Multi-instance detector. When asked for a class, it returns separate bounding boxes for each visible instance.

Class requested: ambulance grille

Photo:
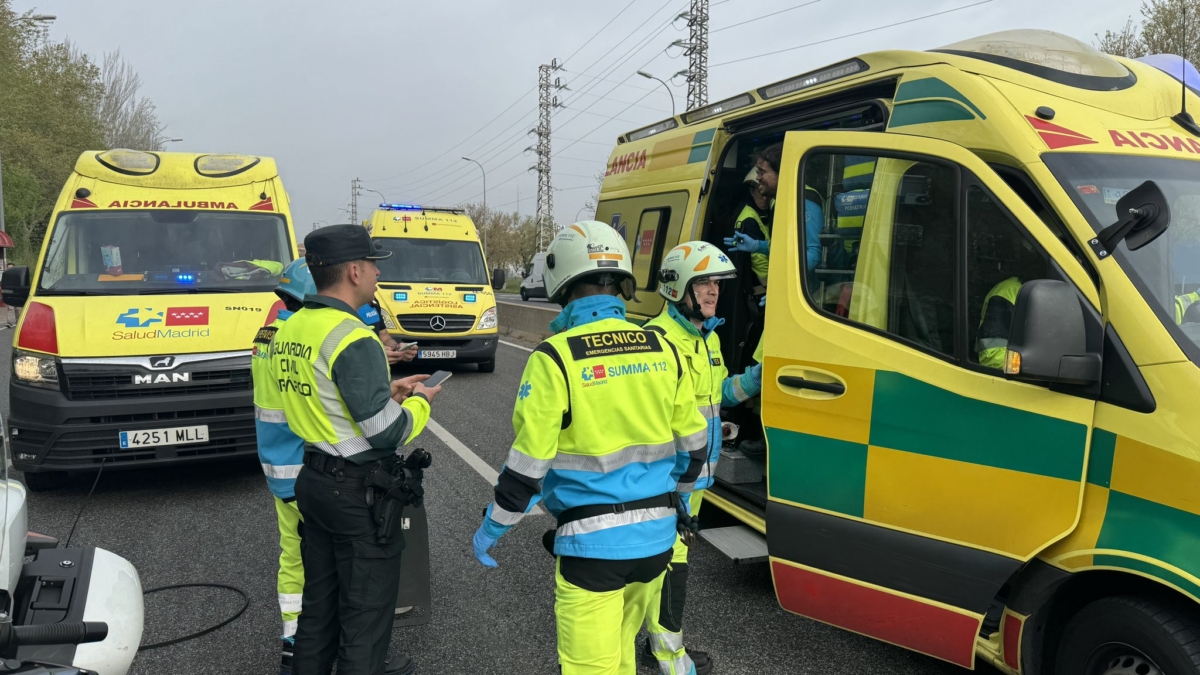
[397,313,476,333]
[62,368,252,400]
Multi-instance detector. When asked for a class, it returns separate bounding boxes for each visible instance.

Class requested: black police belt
[304,448,433,544]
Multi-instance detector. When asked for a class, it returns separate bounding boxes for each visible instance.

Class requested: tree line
[1098,0,1200,61]
[0,0,166,264]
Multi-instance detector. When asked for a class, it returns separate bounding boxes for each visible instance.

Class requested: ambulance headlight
[476,307,497,331]
[13,350,59,388]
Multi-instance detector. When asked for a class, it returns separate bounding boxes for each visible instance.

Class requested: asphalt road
[0,326,997,674]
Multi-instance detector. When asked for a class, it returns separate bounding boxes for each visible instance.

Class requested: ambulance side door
[761,131,1100,667]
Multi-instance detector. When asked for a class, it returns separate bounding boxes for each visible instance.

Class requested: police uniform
[275,225,429,675]
[471,221,709,675]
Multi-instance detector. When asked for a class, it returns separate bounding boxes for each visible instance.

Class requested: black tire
[1055,595,1200,675]
[23,471,68,492]
[478,359,496,373]
[520,289,528,301]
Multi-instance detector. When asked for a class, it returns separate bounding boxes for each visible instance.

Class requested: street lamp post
[636,70,676,117]
[576,205,591,221]
[462,157,488,259]
[362,188,387,210]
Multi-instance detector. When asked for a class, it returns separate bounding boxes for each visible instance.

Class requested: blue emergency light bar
[176,273,196,283]
[380,203,423,211]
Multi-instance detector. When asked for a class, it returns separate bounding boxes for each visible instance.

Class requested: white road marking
[424,418,544,516]
[499,339,533,353]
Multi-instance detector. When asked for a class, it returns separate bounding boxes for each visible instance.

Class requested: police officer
[642,242,763,675]
[470,220,709,675]
[252,259,317,675]
[357,299,418,365]
[274,224,441,675]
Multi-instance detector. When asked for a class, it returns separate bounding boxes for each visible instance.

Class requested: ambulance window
[801,152,959,357]
[965,183,1056,369]
[633,208,671,291]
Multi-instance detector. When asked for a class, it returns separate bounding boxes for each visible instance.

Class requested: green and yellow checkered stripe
[764,366,1087,559]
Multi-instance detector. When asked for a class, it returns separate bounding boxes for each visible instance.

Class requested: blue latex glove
[759,295,766,308]
[472,526,499,568]
[723,231,770,255]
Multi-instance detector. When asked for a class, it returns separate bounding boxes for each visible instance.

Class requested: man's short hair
[310,261,350,291]
[754,143,783,173]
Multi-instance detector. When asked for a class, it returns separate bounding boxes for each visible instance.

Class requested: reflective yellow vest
[976,277,1022,369]
[1176,292,1200,324]
[735,204,770,286]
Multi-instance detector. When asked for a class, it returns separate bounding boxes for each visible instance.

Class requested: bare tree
[99,50,165,151]
[1140,0,1200,64]
[581,169,606,220]
[1096,17,1146,57]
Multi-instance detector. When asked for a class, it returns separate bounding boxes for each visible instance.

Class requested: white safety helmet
[543,220,637,305]
[657,241,736,318]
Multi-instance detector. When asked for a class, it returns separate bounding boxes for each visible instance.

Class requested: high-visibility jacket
[272,300,428,462]
[977,277,1022,369]
[252,314,304,498]
[1176,291,1200,324]
[735,204,771,286]
[836,156,875,257]
[486,315,708,560]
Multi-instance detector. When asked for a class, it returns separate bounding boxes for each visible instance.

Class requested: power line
[711,0,995,68]
[711,0,822,34]
[559,0,642,67]
[558,68,660,93]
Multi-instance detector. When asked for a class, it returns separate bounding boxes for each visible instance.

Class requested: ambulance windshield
[37,210,293,295]
[373,238,488,284]
[1044,152,1200,363]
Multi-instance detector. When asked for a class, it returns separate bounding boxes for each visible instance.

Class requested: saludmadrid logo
[113,327,211,340]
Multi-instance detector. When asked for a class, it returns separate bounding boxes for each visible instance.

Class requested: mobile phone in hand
[396,341,418,351]
[422,370,452,388]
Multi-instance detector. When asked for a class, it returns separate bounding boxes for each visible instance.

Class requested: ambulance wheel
[478,359,496,373]
[23,471,68,492]
[1055,595,1200,675]
[520,289,529,301]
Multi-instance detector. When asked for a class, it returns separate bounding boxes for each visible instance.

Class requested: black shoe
[640,637,657,667]
[279,638,294,675]
[385,655,416,675]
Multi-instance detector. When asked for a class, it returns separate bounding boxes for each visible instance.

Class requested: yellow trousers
[275,497,304,638]
[645,491,704,674]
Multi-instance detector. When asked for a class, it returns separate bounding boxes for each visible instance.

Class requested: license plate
[418,350,456,359]
[119,425,209,449]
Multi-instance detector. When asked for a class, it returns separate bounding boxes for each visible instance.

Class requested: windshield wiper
[138,287,247,295]
[37,289,124,296]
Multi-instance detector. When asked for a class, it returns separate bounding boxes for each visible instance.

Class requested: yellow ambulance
[3,150,296,491]
[367,205,503,372]
[597,29,1200,675]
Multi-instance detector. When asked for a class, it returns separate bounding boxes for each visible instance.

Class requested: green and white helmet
[657,240,737,316]
[544,220,637,305]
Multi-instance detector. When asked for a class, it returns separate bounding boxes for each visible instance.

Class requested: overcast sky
[24,0,1138,236]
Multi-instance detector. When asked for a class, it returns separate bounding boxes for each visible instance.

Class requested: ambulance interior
[37,210,291,294]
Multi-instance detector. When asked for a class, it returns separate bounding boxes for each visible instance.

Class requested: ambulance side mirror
[1,266,30,308]
[1004,280,1101,387]
[491,268,506,291]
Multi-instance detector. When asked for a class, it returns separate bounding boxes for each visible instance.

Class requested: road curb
[497,301,556,343]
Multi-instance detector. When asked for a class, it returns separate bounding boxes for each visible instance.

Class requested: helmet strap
[675,281,707,322]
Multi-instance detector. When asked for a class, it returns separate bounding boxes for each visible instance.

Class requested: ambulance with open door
[596,29,1200,675]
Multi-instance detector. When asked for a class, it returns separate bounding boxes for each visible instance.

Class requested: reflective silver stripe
[551,441,676,474]
[698,402,721,420]
[657,655,694,675]
[679,428,708,452]
[278,593,303,613]
[359,399,402,438]
[976,337,1009,351]
[676,480,697,494]
[262,463,303,480]
[314,320,370,448]
[255,406,288,424]
[313,436,374,457]
[649,631,694,674]
[489,502,526,526]
[694,461,714,483]
[730,376,751,403]
[555,506,675,537]
[650,630,684,653]
[505,447,553,479]
[282,619,298,638]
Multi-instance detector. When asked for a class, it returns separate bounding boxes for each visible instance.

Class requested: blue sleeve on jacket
[805,198,823,273]
[722,363,763,406]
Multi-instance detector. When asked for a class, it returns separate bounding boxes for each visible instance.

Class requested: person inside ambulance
[471,220,709,675]
[640,241,764,674]
[972,232,1038,369]
[724,144,824,289]
[1176,291,1200,324]
[730,168,773,289]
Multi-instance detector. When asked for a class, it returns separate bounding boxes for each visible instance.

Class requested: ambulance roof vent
[96,149,160,176]
[934,29,1137,91]
[195,154,261,177]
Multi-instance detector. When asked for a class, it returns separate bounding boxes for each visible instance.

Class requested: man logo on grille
[429,315,447,332]
[149,356,176,369]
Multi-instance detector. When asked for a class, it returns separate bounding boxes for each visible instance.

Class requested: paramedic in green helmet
[641,241,764,675]
[252,258,315,674]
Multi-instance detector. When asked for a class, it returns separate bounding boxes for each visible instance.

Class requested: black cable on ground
[138,583,250,651]
[63,458,105,549]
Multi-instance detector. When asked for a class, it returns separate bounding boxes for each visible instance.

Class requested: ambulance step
[700,526,768,564]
